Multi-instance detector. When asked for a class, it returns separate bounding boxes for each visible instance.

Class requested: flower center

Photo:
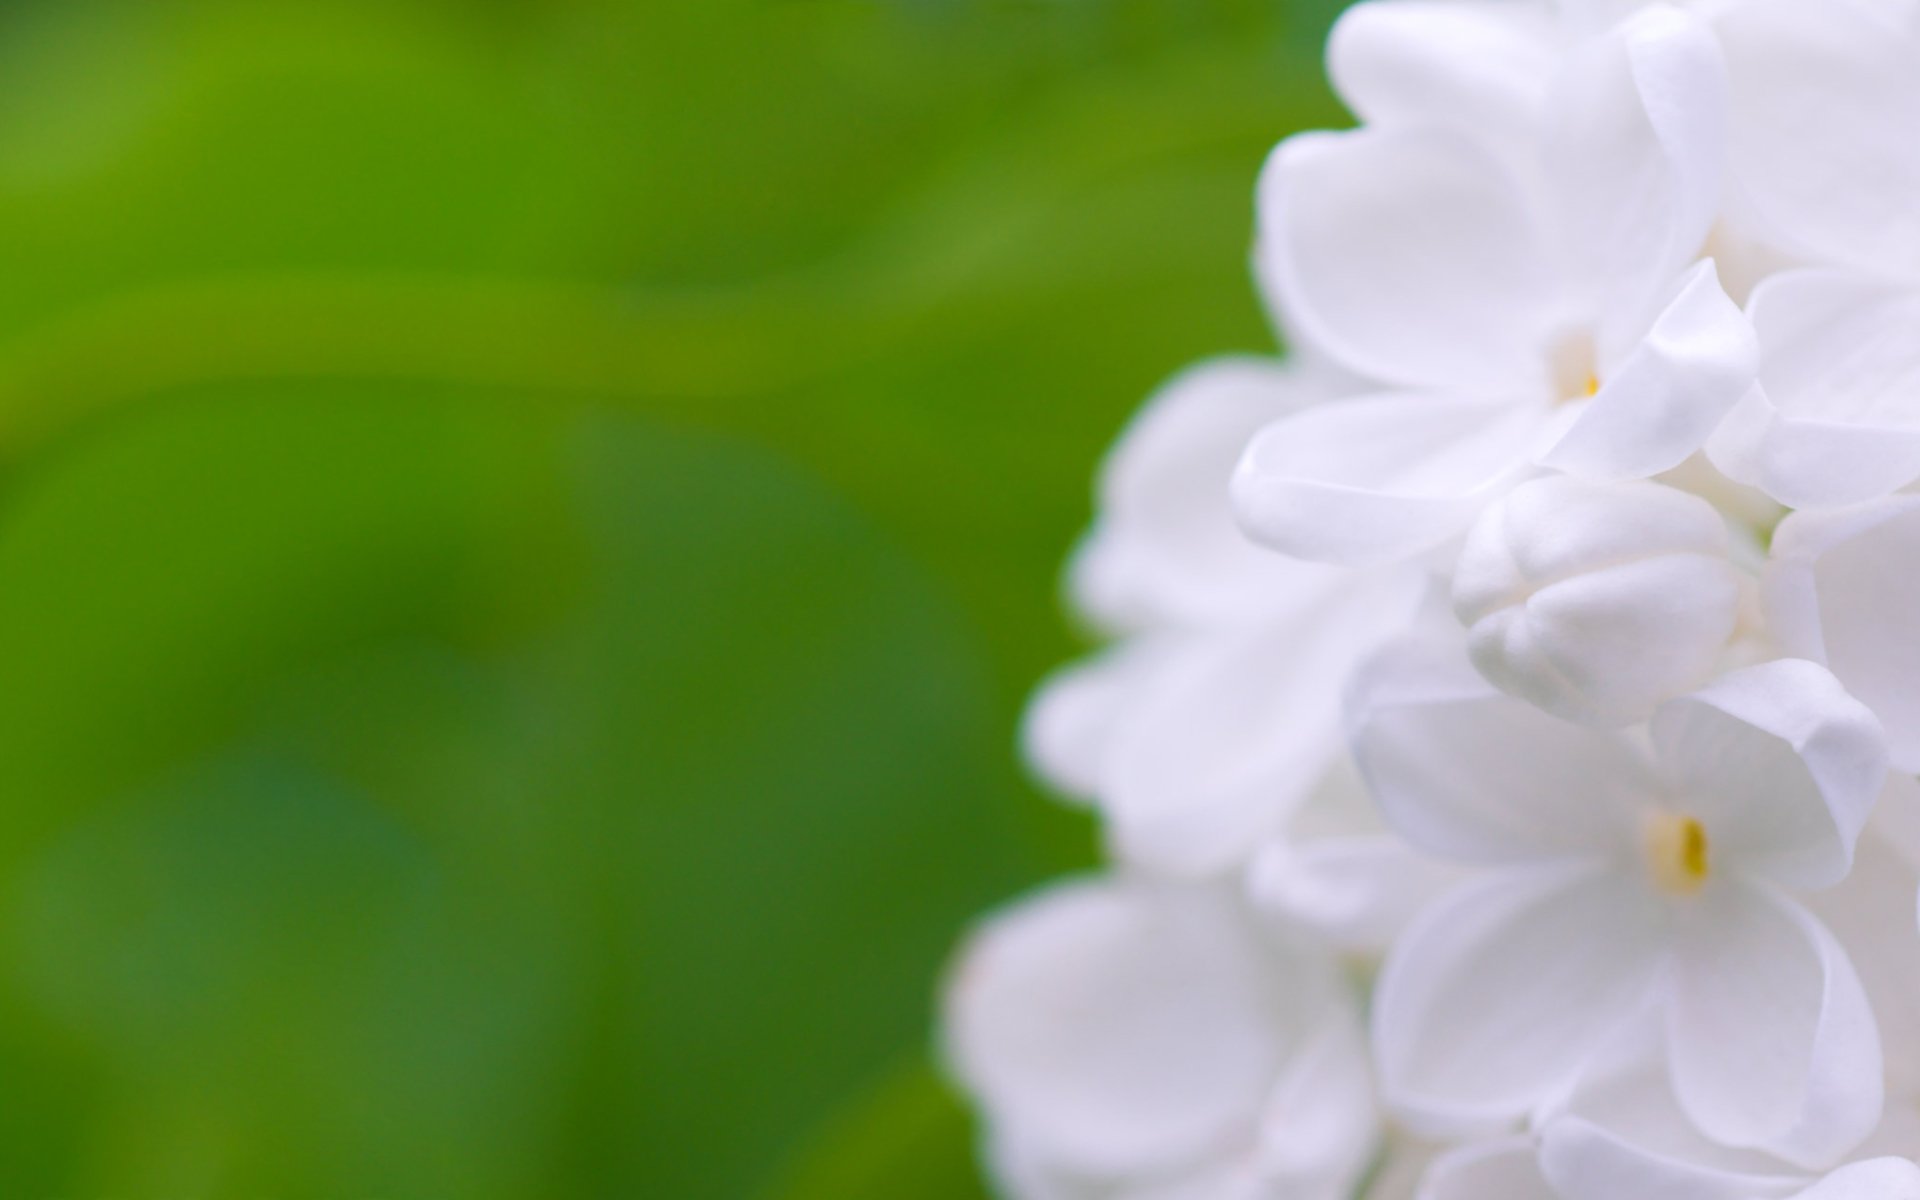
[1547,330,1601,404]
[1645,812,1710,895]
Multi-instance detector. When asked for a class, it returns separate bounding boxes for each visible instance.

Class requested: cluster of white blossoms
[941,1,1920,1197]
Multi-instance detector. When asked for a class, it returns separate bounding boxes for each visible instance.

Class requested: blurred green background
[0,1,1352,1195]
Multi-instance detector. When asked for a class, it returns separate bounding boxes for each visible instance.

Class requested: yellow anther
[1645,812,1710,895]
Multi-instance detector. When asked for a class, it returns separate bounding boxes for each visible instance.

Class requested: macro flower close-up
[943,0,1920,1197]
[2,1,1916,1197]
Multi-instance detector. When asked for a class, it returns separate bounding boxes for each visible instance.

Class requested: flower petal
[1455,473,1746,728]
[1720,0,1920,276]
[1373,867,1668,1130]
[944,880,1289,1178]
[1021,643,1164,804]
[1419,1137,1556,1200]
[1253,1000,1379,1198]
[1101,573,1420,876]
[1232,392,1545,565]
[1650,660,1886,891]
[1804,802,1920,1105]
[983,1133,1103,1200]
[1347,628,1654,865]
[1468,553,1745,728]
[1548,1036,1807,1183]
[1327,1,1555,143]
[1538,1114,1807,1200]
[1256,125,1558,394]
[1073,357,1343,633]
[1547,6,1728,322]
[1791,1159,1920,1200]
[1665,881,1883,1169]
[1542,261,1756,482]
[1246,833,1460,956]
[1710,271,1920,508]
[1766,497,1920,772]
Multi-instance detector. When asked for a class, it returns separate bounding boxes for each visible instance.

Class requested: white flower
[1453,475,1749,726]
[1350,629,1886,1164]
[1765,498,1920,772]
[1023,360,1422,876]
[1233,6,1755,566]
[943,878,1377,1200]
[951,0,1920,1188]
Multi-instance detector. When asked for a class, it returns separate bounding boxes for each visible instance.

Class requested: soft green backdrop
[0,1,1352,1195]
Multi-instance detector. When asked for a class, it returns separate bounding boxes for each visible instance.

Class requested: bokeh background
[0,1,1353,1195]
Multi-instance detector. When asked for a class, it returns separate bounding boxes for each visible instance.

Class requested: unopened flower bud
[1453,475,1746,726]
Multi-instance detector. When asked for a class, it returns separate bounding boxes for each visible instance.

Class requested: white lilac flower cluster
[941,2,1920,1197]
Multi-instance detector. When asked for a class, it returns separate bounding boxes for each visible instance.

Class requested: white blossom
[1023,360,1421,876]
[1350,627,1886,1164]
[944,0,1920,1194]
[943,879,1377,1200]
[1234,6,1754,566]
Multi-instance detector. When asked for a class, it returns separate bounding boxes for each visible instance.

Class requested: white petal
[1665,881,1883,1169]
[1113,1165,1264,1200]
[1454,474,1731,613]
[1328,2,1555,143]
[1542,261,1756,482]
[1720,0,1920,276]
[1073,358,1343,632]
[1551,1037,1809,1181]
[1099,630,1332,877]
[1374,867,1668,1129]
[1456,475,1745,727]
[1791,1159,1920,1200]
[983,1132,1104,1200]
[1766,497,1920,772]
[943,880,1287,1178]
[1468,555,1744,728]
[1256,126,1559,393]
[1804,789,1920,1103]
[1538,1115,1808,1200]
[1855,1098,1920,1159]
[1650,660,1886,891]
[1347,629,1654,864]
[1246,834,1461,956]
[1547,6,1728,321]
[1102,573,1419,876]
[1022,644,1161,803]
[1418,1137,1557,1200]
[1255,1001,1380,1198]
[1711,272,1920,508]
[1232,392,1545,566]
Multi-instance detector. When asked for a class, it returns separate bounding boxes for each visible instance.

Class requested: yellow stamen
[1547,330,1600,404]
[1645,812,1710,895]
